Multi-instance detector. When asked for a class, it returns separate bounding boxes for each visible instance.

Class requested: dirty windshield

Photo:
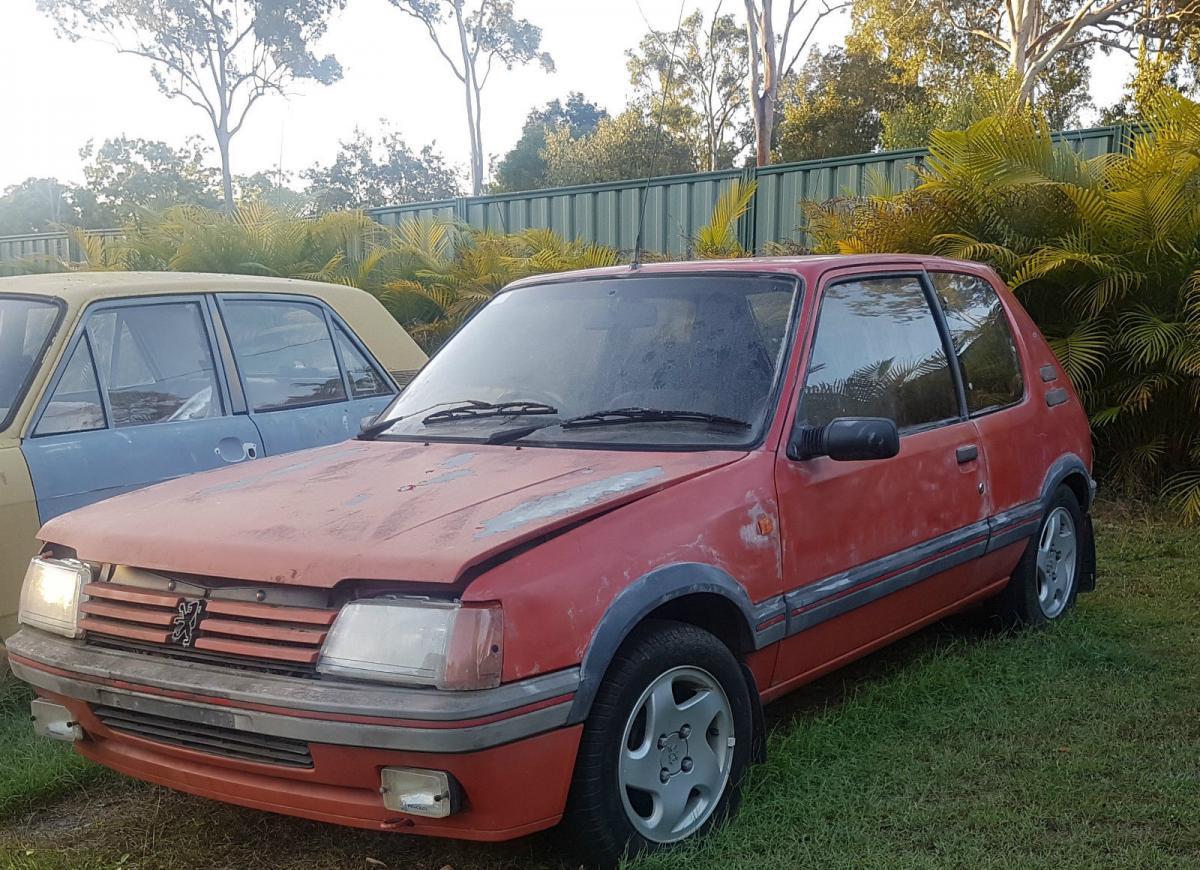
[373,274,798,448]
[0,297,60,427]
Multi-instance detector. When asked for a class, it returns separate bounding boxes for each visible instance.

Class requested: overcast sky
[0,0,1132,191]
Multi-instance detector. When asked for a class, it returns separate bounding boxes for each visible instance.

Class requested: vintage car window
[931,272,1024,415]
[800,276,959,431]
[0,297,59,426]
[87,303,222,427]
[222,300,347,412]
[34,338,106,436]
[373,274,799,448]
[334,324,393,399]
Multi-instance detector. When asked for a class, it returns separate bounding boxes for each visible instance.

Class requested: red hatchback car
[10,255,1095,864]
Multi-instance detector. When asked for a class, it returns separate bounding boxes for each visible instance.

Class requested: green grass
[2,508,1198,869]
[0,678,107,820]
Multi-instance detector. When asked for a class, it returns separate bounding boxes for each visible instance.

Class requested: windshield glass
[374,273,798,448]
[0,297,61,428]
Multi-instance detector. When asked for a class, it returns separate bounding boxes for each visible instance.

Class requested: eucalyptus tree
[387,0,554,195]
[743,0,850,166]
[627,7,751,171]
[38,0,347,211]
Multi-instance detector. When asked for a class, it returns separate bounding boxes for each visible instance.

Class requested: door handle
[956,444,979,464]
[216,437,258,463]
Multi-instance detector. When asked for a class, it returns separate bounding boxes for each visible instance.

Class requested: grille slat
[94,705,313,767]
[82,578,336,676]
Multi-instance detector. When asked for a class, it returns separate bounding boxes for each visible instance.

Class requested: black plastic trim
[1045,387,1069,407]
[1040,364,1058,382]
[567,562,761,725]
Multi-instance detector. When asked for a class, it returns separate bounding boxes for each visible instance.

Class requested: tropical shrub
[802,92,1200,518]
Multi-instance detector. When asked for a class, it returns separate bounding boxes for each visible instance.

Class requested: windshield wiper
[357,415,400,441]
[422,400,558,425]
[560,407,751,430]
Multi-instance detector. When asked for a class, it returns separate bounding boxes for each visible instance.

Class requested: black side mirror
[788,417,900,462]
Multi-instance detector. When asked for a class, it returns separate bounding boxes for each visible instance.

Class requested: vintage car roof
[0,271,427,443]
[0,270,381,306]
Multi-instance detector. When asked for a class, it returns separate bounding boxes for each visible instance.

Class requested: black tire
[994,485,1084,626]
[560,619,754,868]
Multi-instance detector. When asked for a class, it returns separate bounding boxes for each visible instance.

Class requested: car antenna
[631,0,688,272]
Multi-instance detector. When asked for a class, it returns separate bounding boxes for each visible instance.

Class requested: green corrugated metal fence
[0,124,1136,267]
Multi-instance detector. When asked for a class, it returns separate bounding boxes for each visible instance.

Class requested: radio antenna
[631,0,688,271]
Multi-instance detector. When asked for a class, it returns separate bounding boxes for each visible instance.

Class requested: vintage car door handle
[956,444,979,464]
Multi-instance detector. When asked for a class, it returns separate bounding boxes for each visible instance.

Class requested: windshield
[0,297,61,429]
[374,273,798,448]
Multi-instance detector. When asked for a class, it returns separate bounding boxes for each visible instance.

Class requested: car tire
[995,485,1084,626]
[560,619,753,868]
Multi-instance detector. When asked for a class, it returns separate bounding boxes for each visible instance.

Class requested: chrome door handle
[956,444,979,464]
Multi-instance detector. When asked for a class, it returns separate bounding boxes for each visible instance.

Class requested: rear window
[0,297,61,428]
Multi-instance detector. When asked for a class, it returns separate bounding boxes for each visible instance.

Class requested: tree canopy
[491,93,607,192]
[37,0,347,210]
[540,106,697,187]
[303,127,463,212]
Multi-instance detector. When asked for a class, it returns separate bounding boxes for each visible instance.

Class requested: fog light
[380,768,460,818]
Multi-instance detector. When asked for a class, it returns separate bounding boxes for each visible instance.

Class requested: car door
[214,294,397,456]
[21,295,263,523]
[771,268,993,687]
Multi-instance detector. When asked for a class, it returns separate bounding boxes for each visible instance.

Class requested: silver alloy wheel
[617,665,734,843]
[1036,506,1078,619]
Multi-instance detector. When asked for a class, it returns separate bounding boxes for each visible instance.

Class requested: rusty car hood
[40,440,743,588]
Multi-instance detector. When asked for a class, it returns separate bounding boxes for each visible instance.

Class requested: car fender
[566,562,765,725]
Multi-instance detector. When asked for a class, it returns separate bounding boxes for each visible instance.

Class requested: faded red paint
[17,255,1094,844]
[41,440,742,587]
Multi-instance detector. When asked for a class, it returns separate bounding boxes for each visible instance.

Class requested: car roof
[0,271,394,308]
[504,254,999,290]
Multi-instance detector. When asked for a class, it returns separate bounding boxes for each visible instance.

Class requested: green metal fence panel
[0,125,1134,267]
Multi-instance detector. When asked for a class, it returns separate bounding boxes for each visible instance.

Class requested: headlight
[18,557,91,638]
[317,598,504,690]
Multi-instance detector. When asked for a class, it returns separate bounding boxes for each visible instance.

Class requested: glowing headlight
[317,598,503,691]
[18,557,91,638]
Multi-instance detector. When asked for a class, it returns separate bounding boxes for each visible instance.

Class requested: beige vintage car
[0,272,425,648]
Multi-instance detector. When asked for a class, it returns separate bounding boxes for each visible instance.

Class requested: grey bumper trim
[7,630,579,724]
[12,658,572,753]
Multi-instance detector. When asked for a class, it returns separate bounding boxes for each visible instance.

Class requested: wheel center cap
[660,733,688,774]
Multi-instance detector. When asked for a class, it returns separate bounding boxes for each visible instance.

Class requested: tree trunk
[217,129,235,213]
[452,0,483,196]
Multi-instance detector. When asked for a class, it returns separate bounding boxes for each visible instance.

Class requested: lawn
[1,507,1197,869]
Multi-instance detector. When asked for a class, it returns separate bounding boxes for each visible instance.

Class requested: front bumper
[8,630,583,840]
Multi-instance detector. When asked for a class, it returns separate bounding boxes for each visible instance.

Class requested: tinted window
[801,276,959,430]
[0,297,59,425]
[373,275,798,448]
[88,303,222,427]
[223,301,347,412]
[35,339,105,435]
[931,272,1024,415]
[334,325,392,399]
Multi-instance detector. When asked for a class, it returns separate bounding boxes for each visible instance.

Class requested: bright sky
[0,0,1133,191]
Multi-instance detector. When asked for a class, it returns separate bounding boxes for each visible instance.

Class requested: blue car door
[21,295,264,522]
[214,294,397,455]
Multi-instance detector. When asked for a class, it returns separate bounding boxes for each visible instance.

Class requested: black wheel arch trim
[566,562,762,725]
[1040,453,1096,511]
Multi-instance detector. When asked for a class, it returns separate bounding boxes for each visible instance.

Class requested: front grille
[94,704,313,767]
[80,580,337,676]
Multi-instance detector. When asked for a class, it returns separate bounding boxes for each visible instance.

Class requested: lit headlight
[18,557,91,638]
[317,599,503,690]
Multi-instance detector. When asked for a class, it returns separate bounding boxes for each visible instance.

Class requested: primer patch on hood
[474,466,664,539]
